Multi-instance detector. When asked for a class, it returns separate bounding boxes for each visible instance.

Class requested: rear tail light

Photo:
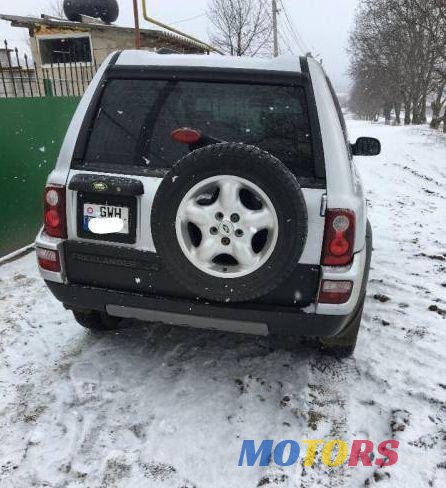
[44,186,67,238]
[318,280,353,304]
[321,210,355,266]
[36,247,61,272]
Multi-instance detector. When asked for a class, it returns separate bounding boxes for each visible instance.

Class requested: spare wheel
[151,143,308,303]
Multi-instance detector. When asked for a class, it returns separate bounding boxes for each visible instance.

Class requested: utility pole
[133,0,142,49]
[272,0,279,57]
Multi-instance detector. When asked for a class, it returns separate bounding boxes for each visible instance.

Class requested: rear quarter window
[82,79,316,177]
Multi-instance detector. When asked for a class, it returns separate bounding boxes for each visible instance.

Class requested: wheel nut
[215,212,224,221]
[235,229,244,237]
[210,227,218,235]
[231,213,240,223]
[221,237,230,246]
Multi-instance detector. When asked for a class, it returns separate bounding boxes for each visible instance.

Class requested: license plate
[83,203,130,234]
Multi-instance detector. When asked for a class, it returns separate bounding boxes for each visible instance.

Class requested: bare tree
[427,0,446,129]
[348,79,382,121]
[207,0,272,56]
[430,81,446,129]
[348,0,446,129]
[48,0,66,19]
[348,0,406,124]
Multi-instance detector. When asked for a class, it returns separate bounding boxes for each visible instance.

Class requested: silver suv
[36,51,380,356]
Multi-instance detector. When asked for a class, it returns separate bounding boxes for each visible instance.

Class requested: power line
[278,0,311,55]
[167,13,206,26]
[280,18,304,53]
[281,11,307,53]
[279,0,307,50]
[278,33,295,56]
[278,26,296,55]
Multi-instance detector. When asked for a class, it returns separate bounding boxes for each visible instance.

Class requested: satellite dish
[63,0,119,24]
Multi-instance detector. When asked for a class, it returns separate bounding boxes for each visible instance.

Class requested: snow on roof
[116,50,302,73]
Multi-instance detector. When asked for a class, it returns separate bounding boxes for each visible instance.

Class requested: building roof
[116,50,302,73]
[0,14,206,52]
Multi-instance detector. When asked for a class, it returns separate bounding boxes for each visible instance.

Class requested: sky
[0,0,360,90]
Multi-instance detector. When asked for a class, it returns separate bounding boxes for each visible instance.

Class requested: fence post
[24,54,34,97]
[1,40,99,99]
[4,40,17,97]
[33,61,43,97]
[43,78,54,96]
[0,58,9,98]
[14,48,26,96]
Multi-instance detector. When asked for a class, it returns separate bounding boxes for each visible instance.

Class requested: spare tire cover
[151,143,308,303]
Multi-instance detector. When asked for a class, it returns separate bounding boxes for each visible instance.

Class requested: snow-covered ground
[0,120,445,487]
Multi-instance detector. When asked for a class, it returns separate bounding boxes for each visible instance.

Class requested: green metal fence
[0,97,79,257]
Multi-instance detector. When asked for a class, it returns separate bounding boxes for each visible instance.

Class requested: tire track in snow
[297,355,357,488]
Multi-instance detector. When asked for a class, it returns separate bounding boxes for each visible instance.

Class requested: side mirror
[351,137,381,157]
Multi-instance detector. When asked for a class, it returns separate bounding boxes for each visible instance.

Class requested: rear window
[83,79,315,177]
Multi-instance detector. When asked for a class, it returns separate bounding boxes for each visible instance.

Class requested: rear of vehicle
[36,52,371,352]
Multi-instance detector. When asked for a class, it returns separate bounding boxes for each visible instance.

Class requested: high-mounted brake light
[43,186,67,238]
[321,210,355,266]
[36,247,61,272]
[171,128,202,145]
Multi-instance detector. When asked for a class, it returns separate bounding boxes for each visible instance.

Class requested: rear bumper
[38,221,372,338]
[46,280,352,337]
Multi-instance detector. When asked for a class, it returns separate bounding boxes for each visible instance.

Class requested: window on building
[38,36,92,65]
